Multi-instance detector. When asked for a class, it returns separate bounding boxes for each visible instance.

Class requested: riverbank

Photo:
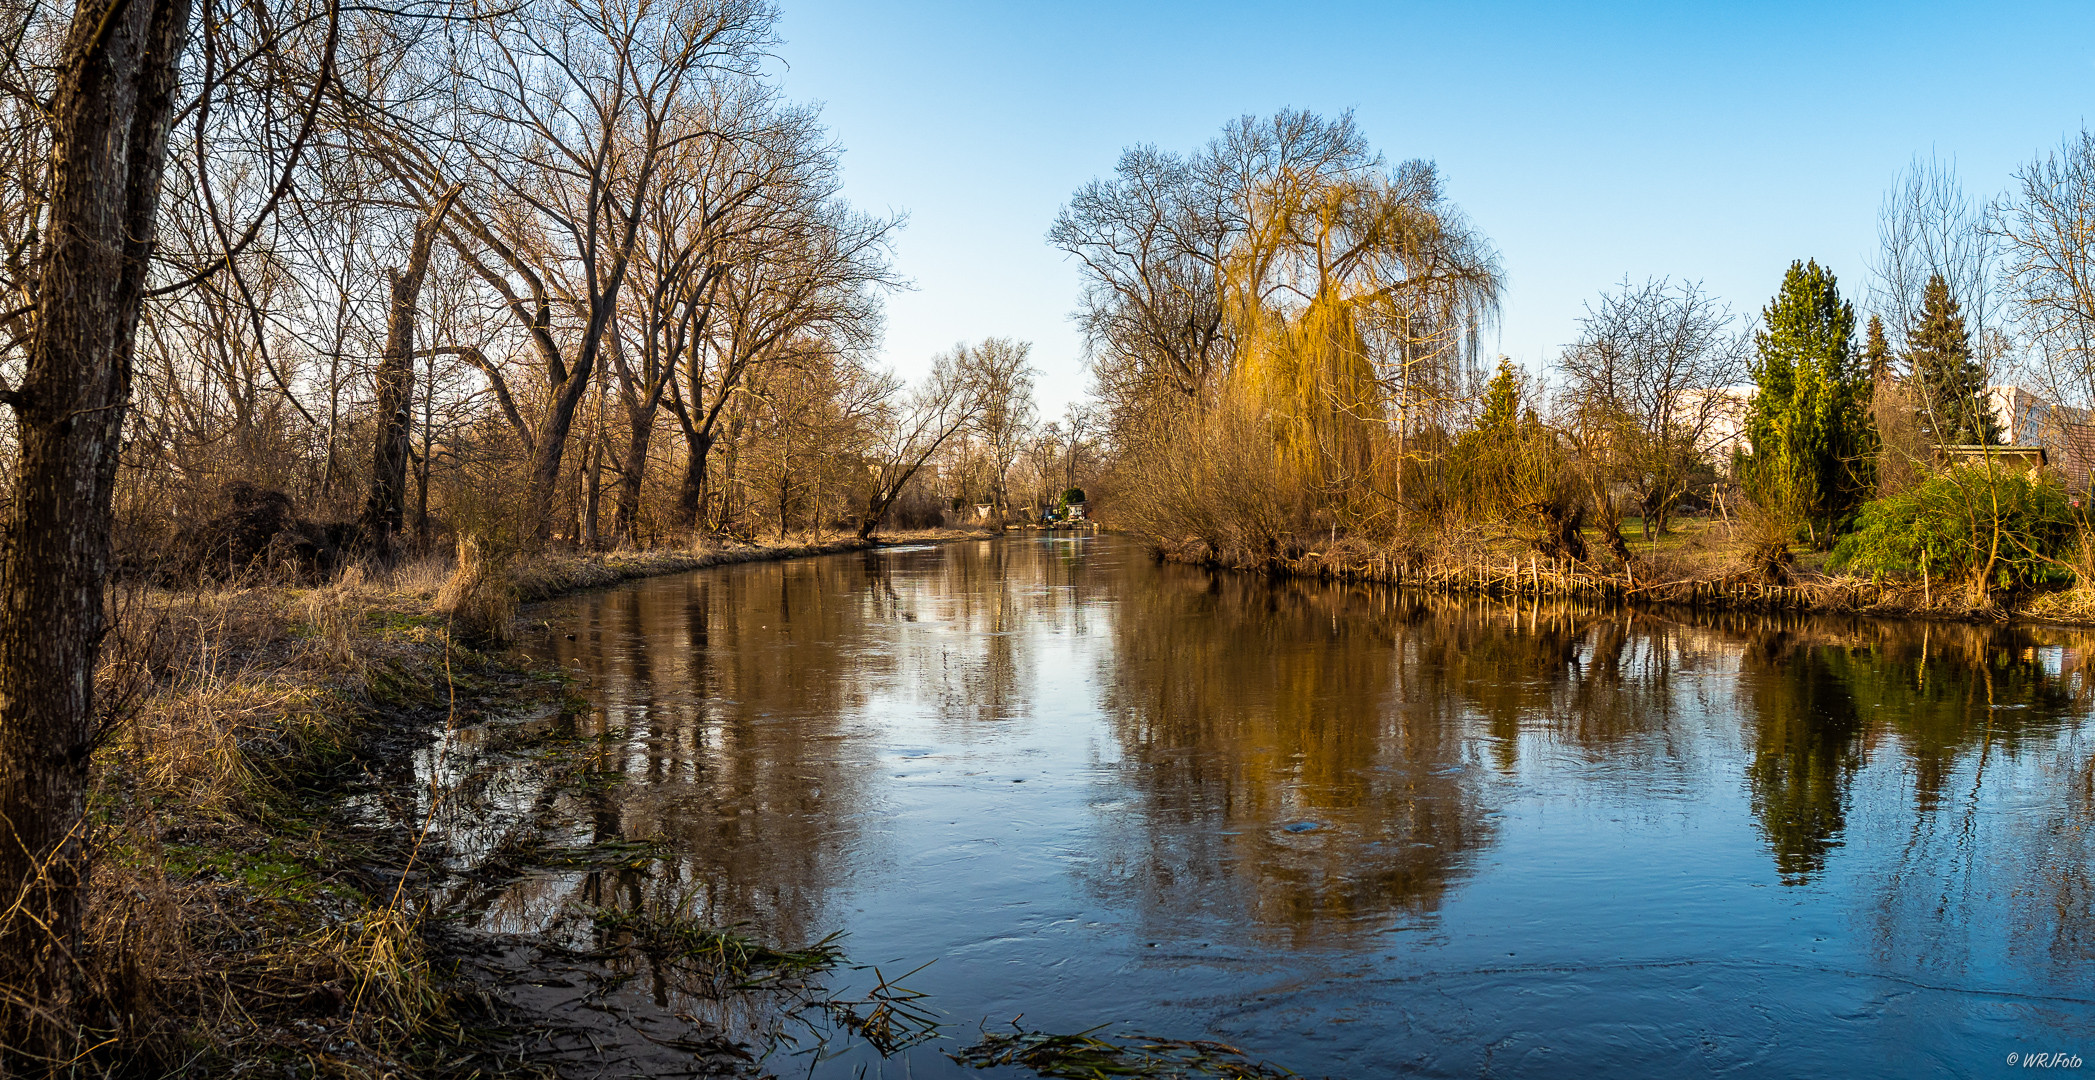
[1143,515,2095,626]
[66,529,986,1077]
[512,529,992,603]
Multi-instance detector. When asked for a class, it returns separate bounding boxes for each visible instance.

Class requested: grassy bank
[1146,514,2095,625]
[68,529,983,1077]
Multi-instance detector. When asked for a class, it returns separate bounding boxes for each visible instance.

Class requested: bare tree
[413,0,778,546]
[967,338,1036,517]
[1050,145,1233,410]
[1874,156,1999,352]
[1873,156,2006,448]
[857,343,1031,538]
[1997,130,2095,420]
[1059,401,1097,494]
[1557,277,1747,539]
[664,159,898,534]
[358,185,458,560]
[1023,421,1064,513]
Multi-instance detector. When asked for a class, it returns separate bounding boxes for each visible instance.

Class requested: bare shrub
[1737,504,1799,585]
[164,482,353,584]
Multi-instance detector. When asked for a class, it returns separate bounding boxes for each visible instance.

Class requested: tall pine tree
[1861,314,1893,385]
[1905,273,1997,444]
[1746,260,1873,538]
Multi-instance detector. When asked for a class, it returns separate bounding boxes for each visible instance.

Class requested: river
[495,534,2095,1078]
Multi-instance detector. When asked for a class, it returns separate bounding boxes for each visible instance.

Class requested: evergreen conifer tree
[1861,314,1893,385]
[1479,356,1522,435]
[1905,273,1997,444]
[1745,260,1873,537]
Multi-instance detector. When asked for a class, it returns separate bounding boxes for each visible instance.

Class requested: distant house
[1678,387,1755,467]
[1986,385,2095,489]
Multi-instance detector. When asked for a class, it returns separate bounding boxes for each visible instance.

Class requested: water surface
[506,536,2095,1077]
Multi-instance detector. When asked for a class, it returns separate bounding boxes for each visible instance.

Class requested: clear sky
[766,1,2095,416]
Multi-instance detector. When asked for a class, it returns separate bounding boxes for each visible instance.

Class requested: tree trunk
[528,299,618,548]
[717,437,742,534]
[671,431,712,532]
[530,373,591,549]
[0,0,191,1059]
[582,435,603,551]
[856,488,887,539]
[613,419,653,547]
[414,348,435,551]
[357,188,456,563]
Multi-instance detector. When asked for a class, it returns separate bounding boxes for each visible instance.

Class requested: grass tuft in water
[952,1021,1298,1079]
[589,905,844,990]
[819,959,944,1055]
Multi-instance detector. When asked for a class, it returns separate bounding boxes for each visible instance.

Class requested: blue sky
[767,1,2095,415]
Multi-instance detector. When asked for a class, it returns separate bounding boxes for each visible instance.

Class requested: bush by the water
[1831,465,2076,592]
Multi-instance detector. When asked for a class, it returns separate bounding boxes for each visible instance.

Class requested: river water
[504,535,2095,1078]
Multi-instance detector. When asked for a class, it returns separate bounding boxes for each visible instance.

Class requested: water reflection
[514,556,888,942]
[1091,570,1494,940]
[494,538,2095,1076]
[1729,620,2086,886]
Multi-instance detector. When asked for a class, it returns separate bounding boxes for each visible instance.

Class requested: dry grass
[436,535,519,644]
[57,529,990,1075]
[67,576,450,1076]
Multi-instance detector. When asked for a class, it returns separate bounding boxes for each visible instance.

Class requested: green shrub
[1831,465,2076,592]
[1061,488,1086,505]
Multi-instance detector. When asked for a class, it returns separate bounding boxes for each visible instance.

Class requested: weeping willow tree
[1056,114,1501,563]
[1232,293,1378,503]
[1210,143,1502,550]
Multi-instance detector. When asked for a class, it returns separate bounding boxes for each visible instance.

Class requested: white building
[1987,385,2095,488]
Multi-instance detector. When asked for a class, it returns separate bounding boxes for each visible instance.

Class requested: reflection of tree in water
[1737,630,1871,884]
[1731,618,2090,889]
[2018,745,2095,981]
[876,538,1101,735]
[897,540,1037,731]
[1089,568,1477,943]
[1864,624,2073,809]
[519,556,888,943]
[1805,621,2095,983]
[1091,574,1723,943]
[504,540,2095,1002]
[1443,603,1729,774]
